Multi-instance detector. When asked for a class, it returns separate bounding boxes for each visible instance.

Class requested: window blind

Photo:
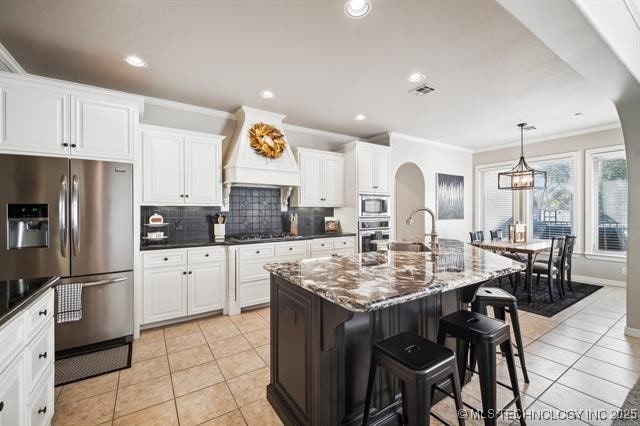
[530,158,574,239]
[481,169,513,238]
[593,153,627,252]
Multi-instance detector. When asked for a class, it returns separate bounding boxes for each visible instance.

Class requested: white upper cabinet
[142,130,184,204]
[292,148,344,207]
[0,81,69,156]
[142,125,224,206]
[184,136,222,205]
[71,94,136,161]
[0,74,141,161]
[357,144,390,194]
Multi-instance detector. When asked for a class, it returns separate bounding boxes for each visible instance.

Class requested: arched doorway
[395,162,425,242]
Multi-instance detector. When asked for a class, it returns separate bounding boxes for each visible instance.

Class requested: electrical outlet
[621,267,627,276]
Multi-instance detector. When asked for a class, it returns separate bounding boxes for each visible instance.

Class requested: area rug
[494,275,603,317]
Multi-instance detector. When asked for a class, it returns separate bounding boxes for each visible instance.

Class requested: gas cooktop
[228,232,304,243]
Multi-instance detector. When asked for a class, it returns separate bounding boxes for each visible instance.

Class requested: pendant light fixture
[498,123,547,190]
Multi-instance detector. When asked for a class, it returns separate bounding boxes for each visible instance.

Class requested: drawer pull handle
[39,352,47,359]
[205,253,210,257]
[38,406,47,414]
[164,257,168,261]
[39,309,48,316]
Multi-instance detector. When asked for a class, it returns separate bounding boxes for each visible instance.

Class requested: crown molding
[144,96,236,120]
[387,131,474,153]
[282,123,355,142]
[473,122,622,153]
[0,42,26,74]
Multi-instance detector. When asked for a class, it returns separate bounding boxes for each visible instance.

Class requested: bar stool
[471,287,529,383]
[437,311,525,426]
[362,332,465,426]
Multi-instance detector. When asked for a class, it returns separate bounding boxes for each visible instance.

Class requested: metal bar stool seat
[362,332,465,426]
[471,287,530,383]
[437,310,525,426]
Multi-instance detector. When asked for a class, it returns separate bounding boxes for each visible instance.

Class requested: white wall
[387,133,474,242]
[473,127,626,285]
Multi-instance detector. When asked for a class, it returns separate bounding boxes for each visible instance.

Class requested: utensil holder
[214,224,226,241]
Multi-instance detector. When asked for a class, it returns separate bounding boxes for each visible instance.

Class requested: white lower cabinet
[142,247,226,324]
[232,237,356,309]
[0,289,54,426]
[0,355,26,426]
[143,266,188,323]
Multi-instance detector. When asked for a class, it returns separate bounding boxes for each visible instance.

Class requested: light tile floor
[53,285,637,426]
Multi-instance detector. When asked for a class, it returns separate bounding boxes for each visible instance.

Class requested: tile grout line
[521,291,629,425]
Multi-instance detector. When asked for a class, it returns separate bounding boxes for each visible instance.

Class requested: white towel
[56,283,83,323]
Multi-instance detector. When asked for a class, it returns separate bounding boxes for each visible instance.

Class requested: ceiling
[0,0,620,149]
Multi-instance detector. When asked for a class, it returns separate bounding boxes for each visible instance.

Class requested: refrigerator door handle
[59,175,68,258]
[71,174,80,256]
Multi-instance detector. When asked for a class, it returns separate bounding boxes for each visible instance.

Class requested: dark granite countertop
[264,242,525,312]
[140,233,357,251]
[0,276,59,327]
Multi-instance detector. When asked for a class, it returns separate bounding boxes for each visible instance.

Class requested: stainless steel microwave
[359,194,390,217]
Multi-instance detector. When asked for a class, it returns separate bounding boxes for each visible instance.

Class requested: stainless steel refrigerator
[0,154,133,353]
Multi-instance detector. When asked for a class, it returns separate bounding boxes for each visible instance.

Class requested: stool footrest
[461,394,521,421]
[464,367,517,392]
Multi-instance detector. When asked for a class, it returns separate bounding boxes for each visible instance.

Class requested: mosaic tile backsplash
[141,187,334,241]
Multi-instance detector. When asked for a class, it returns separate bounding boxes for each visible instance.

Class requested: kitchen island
[264,242,524,426]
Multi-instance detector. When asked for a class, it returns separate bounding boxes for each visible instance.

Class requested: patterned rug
[494,274,603,317]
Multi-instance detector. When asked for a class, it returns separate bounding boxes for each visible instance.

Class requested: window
[529,157,576,239]
[477,167,514,239]
[587,147,627,255]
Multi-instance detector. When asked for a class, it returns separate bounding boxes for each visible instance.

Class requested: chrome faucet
[405,207,439,255]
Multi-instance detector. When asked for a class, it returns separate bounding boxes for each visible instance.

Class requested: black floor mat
[55,343,131,386]
[494,275,603,317]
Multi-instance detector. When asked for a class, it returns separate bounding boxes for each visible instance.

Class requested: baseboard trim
[571,274,626,288]
[624,326,640,339]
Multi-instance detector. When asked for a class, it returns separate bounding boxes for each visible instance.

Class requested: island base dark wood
[267,275,484,426]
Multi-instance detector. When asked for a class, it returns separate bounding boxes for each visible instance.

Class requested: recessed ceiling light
[259,90,275,99]
[573,112,584,118]
[354,114,367,121]
[407,72,426,83]
[344,0,371,18]
[124,55,147,68]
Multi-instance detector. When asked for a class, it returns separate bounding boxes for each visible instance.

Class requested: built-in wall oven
[359,218,391,253]
[359,194,390,217]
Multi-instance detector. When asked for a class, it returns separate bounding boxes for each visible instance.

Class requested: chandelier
[498,123,547,190]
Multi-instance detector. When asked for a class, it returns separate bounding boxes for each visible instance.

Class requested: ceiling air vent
[409,83,436,96]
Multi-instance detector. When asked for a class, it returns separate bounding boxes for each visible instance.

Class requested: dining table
[472,239,552,303]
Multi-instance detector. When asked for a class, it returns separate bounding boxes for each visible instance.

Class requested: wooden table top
[473,239,552,254]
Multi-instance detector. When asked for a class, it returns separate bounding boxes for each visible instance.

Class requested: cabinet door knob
[38,406,47,414]
[321,244,325,247]
[39,309,48,316]
[180,194,184,198]
[39,352,47,359]
[256,250,260,254]
[289,247,293,251]
[164,257,168,261]
[62,143,69,147]
[205,253,210,257]
[188,271,192,274]
[70,143,77,148]
[183,271,187,275]
[0,401,4,412]
[185,194,189,198]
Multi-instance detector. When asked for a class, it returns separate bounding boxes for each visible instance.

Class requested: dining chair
[561,235,577,292]
[490,229,503,241]
[469,230,484,243]
[532,236,565,302]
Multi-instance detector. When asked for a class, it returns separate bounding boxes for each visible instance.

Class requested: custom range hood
[222,106,300,211]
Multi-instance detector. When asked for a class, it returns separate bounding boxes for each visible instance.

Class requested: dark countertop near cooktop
[0,276,59,327]
[140,232,358,251]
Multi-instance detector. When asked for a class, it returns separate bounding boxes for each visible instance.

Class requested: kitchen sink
[387,242,431,252]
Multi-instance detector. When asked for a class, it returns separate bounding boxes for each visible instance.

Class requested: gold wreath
[248,122,287,159]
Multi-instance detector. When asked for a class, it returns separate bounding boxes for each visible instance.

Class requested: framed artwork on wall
[436,173,464,220]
